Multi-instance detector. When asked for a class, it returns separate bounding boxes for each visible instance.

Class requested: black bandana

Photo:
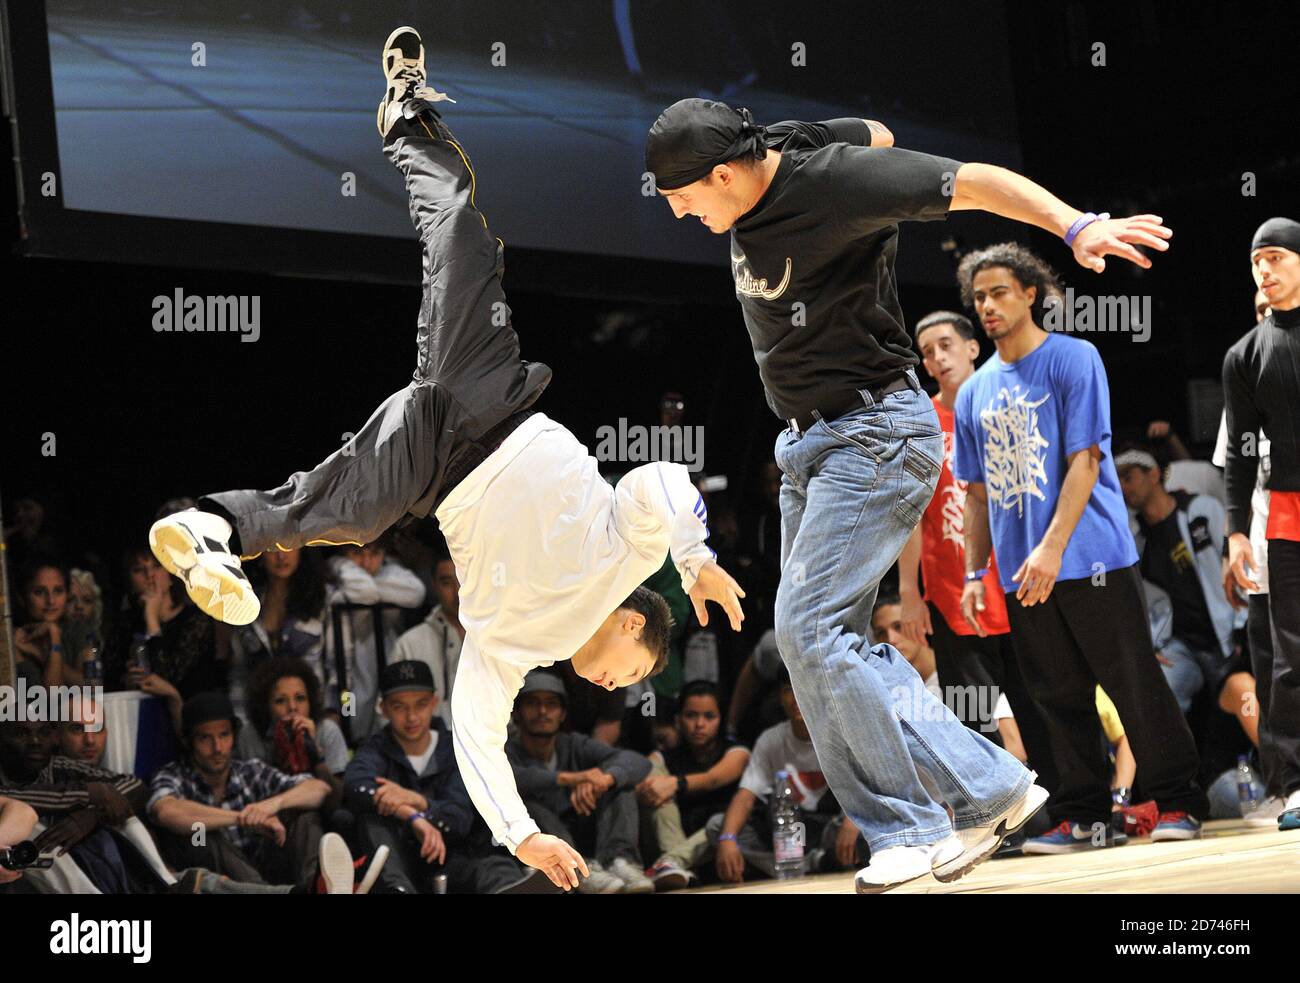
[645,98,768,192]
[1251,216,1300,255]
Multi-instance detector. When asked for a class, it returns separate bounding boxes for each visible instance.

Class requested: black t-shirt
[1138,496,1219,654]
[731,119,964,420]
[662,735,747,835]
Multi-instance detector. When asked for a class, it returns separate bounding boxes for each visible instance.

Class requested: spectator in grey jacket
[344,660,551,894]
[506,670,653,893]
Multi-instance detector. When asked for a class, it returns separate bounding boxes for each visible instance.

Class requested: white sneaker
[1242,796,1286,827]
[608,856,654,894]
[932,780,1049,882]
[149,509,260,625]
[854,836,963,894]
[355,845,389,895]
[576,859,623,894]
[319,832,355,895]
[377,26,456,139]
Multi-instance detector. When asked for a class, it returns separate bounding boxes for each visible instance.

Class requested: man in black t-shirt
[646,98,1175,892]
[637,681,749,890]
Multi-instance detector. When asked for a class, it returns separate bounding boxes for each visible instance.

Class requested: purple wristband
[1064,211,1109,246]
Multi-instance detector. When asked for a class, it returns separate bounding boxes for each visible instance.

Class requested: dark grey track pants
[203,110,550,557]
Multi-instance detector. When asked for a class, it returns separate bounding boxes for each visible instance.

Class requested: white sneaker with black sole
[377,25,456,140]
[855,835,964,894]
[608,856,654,894]
[576,859,623,894]
[149,509,260,626]
[933,779,1051,883]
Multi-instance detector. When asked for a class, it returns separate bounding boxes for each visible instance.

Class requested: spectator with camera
[0,794,40,888]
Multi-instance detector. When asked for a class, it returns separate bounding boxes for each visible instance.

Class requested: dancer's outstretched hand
[517,832,590,891]
[689,561,746,631]
[1070,213,1171,272]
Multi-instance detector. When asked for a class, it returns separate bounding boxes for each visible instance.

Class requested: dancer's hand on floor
[1070,214,1171,272]
[689,561,746,631]
[517,832,589,891]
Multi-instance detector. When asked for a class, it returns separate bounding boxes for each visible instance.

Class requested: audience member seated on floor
[391,549,465,731]
[239,658,348,813]
[0,712,320,895]
[103,545,223,734]
[0,794,39,888]
[221,547,332,723]
[1119,446,1259,741]
[709,668,866,883]
[506,670,654,894]
[726,629,792,747]
[343,660,542,894]
[149,693,330,886]
[870,592,1025,760]
[0,717,185,894]
[638,680,749,891]
[326,540,426,741]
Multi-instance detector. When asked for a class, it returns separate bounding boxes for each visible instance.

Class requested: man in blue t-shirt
[952,243,1208,852]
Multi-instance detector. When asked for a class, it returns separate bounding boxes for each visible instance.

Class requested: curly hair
[248,549,329,622]
[246,656,324,738]
[956,242,1063,327]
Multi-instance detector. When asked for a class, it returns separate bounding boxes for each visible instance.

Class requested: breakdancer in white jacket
[147,27,745,890]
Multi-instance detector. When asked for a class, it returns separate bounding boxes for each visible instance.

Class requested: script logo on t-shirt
[731,246,792,301]
[939,429,966,547]
[980,385,1052,517]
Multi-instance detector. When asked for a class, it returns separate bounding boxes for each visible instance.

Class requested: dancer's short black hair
[914,310,978,344]
[956,242,1063,327]
[620,586,675,678]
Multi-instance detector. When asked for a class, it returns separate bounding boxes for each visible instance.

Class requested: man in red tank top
[898,311,1056,795]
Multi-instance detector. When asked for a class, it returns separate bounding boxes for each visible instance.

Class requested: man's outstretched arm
[949,162,1171,272]
[614,462,745,630]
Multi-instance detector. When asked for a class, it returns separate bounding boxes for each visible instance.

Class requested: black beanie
[645,99,768,191]
[182,692,240,739]
[1250,217,1300,255]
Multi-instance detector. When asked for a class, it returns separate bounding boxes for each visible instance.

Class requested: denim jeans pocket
[893,433,942,526]
[819,414,886,463]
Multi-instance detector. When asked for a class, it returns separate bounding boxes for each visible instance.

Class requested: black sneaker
[377,26,456,139]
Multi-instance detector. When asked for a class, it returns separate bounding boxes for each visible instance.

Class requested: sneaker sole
[355,845,390,896]
[854,870,930,895]
[319,833,355,895]
[186,556,260,626]
[1150,828,1202,842]
[149,521,200,578]
[932,832,1001,883]
[652,872,693,892]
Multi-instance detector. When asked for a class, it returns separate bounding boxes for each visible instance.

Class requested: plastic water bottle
[771,770,804,879]
[1236,755,1262,814]
[82,633,103,686]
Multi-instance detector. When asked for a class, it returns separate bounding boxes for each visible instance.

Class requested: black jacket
[343,719,475,843]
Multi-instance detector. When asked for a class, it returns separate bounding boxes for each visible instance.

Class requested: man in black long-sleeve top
[1223,216,1300,831]
[507,670,653,892]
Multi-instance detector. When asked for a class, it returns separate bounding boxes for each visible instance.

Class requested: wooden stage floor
[684,821,1300,894]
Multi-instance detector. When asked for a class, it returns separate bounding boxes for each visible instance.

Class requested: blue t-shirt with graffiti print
[952,332,1137,592]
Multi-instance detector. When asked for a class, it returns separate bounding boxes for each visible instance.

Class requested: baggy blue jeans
[773,376,1031,851]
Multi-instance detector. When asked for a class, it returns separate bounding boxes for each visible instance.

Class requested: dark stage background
[3,1,1298,599]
